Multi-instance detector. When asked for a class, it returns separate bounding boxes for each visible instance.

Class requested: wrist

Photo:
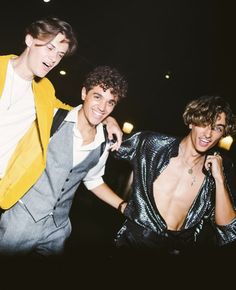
[117,200,126,213]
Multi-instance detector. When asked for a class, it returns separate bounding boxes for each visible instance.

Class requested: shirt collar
[65,105,105,146]
[65,104,82,123]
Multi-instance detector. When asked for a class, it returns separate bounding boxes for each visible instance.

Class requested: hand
[205,151,224,180]
[103,116,123,151]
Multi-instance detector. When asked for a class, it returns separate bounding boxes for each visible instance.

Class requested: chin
[92,118,103,126]
[89,121,99,127]
[196,147,208,154]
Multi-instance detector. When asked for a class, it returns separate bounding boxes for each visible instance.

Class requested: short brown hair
[25,17,78,56]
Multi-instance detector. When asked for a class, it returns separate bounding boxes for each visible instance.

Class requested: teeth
[200,139,210,144]
[93,111,103,117]
[43,62,50,68]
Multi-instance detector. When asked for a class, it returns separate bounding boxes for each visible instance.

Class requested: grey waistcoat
[21,121,104,227]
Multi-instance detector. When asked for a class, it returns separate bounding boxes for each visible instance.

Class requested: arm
[205,152,236,225]
[91,183,127,214]
[205,153,236,245]
[103,116,123,151]
[112,131,142,161]
[55,98,73,111]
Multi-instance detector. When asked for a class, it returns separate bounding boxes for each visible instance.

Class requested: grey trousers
[0,200,71,256]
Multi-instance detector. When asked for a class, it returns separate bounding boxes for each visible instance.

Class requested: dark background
[1,0,236,136]
[1,0,236,271]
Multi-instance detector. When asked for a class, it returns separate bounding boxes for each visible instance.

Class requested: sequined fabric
[113,131,236,251]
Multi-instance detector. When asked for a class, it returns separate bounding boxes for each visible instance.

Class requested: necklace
[179,145,203,186]
[187,161,201,175]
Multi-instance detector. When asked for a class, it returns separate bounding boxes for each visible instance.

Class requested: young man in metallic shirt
[113,95,236,255]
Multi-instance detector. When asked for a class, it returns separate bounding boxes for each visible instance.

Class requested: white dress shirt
[62,105,110,190]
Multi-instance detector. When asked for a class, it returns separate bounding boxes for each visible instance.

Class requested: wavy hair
[183,95,236,136]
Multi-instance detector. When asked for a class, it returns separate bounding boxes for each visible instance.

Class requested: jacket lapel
[33,79,54,159]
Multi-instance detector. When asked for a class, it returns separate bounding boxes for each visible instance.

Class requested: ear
[189,124,192,129]
[25,34,34,47]
[81,87,87,101]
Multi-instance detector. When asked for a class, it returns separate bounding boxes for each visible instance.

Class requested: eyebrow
[93,92,118,103]
[215,124,226,128]
[48,42,67,54]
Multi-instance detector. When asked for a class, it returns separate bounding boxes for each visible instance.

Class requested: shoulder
[136,131,176,144]
[0,54,16,65]
[0,54,16,60]
[124,131,177,153]
[33,77,57,103]
[34,77,54,90]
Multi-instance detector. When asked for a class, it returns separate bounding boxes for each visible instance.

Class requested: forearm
[215,179,236,225]
[91,183,126,213]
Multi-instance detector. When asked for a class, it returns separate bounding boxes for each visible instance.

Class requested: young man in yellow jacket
[0,17,123,211]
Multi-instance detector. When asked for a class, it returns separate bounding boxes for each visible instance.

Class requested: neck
[179,136,204,159]
[179,139,204,171]
[11,54,34,81]
[77,109,97,145]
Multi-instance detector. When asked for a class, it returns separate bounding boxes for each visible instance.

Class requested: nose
[204,125,213,138]
[98,100,106,112]
[49,50,58,64]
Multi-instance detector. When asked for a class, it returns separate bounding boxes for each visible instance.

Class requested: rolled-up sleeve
[215,158,236,245]
[83,145,109,190]
[215,217,236,246]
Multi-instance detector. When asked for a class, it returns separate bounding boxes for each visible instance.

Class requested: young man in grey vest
[0,65,128,256]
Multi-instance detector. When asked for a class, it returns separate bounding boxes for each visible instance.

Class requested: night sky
[1,1,235,136]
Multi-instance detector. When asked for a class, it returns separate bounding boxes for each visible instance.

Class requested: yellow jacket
[0,55,72,209]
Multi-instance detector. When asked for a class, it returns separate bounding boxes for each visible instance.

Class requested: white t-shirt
[0,60,36,177]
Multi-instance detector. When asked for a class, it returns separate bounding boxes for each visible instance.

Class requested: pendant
[188,168,193,174]
[191,175,196,186]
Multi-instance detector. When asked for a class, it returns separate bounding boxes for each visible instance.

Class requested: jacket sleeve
[113,131,144,162]
[214,159,236,246]
[54,96,73,110]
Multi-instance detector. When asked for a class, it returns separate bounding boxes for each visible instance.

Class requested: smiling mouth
[199,137,212,147]
[92,110,104,118]
[42,62,52,71]
[200,138,210,143]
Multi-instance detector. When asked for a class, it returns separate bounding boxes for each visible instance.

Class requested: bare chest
[153,158,205,230]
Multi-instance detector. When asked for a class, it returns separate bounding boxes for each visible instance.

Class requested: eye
[212,126,224,133]
[108,100,116,107]
[58,53,64,59]
[93,94,101,100]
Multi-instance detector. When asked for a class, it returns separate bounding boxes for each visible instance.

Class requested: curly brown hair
[83,65,128,102]
[183,95,236,136]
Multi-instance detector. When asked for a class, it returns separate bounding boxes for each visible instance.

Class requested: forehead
[51,33,69,48]
[50,32,68,44]
[216,112,226,125]
[90,85,118,99]
[36,32,69,52]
